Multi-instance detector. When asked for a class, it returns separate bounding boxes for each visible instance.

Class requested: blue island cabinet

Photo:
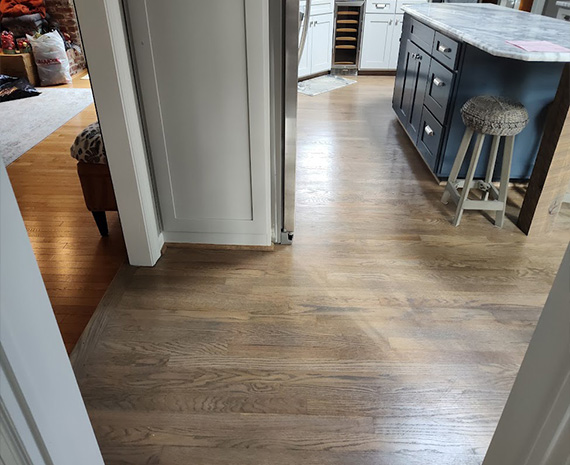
[392,13,565,181]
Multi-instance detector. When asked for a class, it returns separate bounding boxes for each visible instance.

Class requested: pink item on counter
[506,40,570,53]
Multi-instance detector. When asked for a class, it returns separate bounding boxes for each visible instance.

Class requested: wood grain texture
[517,63,570,236]
[6,71,126,353]
[74,76,570,465]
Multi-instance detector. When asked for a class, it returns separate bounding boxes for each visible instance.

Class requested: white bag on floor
[27,32,71,86]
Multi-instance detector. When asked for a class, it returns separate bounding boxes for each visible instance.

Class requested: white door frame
[73,0,163,267]
[483,244,570,465]
[1,165,105,465]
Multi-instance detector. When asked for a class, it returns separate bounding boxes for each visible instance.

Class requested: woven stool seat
[461,96,529,136]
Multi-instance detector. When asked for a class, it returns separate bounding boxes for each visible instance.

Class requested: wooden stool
[442,96,529,227]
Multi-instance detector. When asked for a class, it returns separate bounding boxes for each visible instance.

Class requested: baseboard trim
[358,70,397,76]
[165,242,275,252]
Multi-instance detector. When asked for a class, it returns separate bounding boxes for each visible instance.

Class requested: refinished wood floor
[6,72,126,353]
[74,76,570,464]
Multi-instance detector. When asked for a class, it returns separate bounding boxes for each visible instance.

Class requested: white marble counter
[401,3,570,62]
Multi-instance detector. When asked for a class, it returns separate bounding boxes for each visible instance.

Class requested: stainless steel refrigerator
[270,0,311,244]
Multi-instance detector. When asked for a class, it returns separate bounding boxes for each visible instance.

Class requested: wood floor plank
[74,76,570,464]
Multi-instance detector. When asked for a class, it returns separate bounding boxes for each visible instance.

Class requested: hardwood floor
[6,71,126,353]
[74,76,570,464]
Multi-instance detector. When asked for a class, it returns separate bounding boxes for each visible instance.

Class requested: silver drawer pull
[438,44,452,54]
[433,77,445,87]
[424,125,434,136]
[374,3,389,8]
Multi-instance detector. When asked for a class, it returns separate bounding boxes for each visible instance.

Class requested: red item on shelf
[1,30,16,52]
[0,0,46,19]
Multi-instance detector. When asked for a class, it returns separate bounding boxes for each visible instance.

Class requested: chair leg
[453,133,485,227]
[483,135,501,201]
[92,211,109,236]
[495,136,514,228]
[442,128,474,204]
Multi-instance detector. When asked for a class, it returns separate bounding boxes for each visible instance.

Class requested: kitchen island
[392,3,570,182]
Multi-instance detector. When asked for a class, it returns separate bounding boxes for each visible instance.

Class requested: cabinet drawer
[408,17,434,53]
[418,107,443,169]
[366,0,396,14]
[396,0,428,13]
[432,31,460,70]
[302,0,334,15]
[424,59,454,124]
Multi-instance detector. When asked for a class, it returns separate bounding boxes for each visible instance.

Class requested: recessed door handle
[433,77,445,87]
[438,44,452,53]
[424,125,434,136]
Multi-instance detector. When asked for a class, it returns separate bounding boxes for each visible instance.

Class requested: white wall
[0,165,104,464]
[483,244,570,465]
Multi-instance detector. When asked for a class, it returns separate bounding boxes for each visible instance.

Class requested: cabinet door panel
[388,14,403,69]
[298,23,312,78]
[399,40,429,141]
[310,13,333,74]
[360,14,392,70]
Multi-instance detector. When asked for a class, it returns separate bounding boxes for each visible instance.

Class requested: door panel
[125,0,271,245]
[310,13,333,74]
[388,14,403,69]
[360,14,392,70]
[298,20,312,78]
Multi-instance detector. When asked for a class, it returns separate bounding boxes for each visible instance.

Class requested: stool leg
[495,136,514,228]
[483,135,501,201]
[442,128,474,204]
[92,211,109,236]
[453,133,485,227]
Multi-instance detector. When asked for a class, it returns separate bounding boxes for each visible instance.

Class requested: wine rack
[332,0,365,74]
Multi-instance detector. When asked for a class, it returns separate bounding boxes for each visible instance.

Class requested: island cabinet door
[359,14,393,70]
[393,38,429,142]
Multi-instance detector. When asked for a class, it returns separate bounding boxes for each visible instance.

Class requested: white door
[310,13,334,74]
[359,14,393,70]
[388,14,403,69]
[298,23,312,78]
[125,0,272,246]
[483,245,570,465]
[0,166,104,465]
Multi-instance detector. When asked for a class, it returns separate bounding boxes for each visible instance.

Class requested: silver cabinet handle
[389,19,393,25]
[438,44,452,53]
[411,53,422,60]
[433,77,445,87]
[424,125,434,136]
[374,3,389,8]
[395,19,399,25]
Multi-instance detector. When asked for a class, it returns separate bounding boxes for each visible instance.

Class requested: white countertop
[401,3,570,62]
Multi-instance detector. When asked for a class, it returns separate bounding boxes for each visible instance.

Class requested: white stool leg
[483,135,501,201]
[495,135,514,228]
[453,133,485,227]
[442,127,474,204]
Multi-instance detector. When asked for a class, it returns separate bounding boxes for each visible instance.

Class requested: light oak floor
[6,71,126,353]
[74,76,570,464]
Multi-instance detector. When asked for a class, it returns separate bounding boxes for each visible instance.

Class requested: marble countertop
[401,3,570,62]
